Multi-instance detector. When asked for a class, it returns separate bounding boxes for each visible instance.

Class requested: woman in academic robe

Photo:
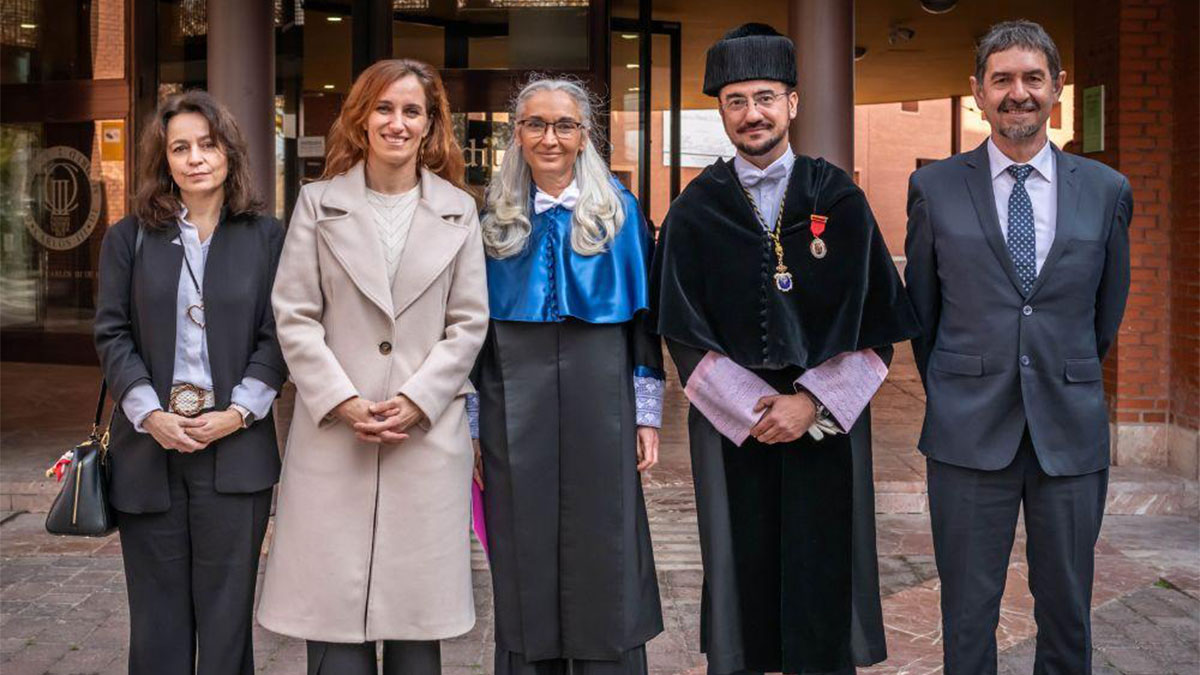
[472,76,664,675]
[257,59,489,675]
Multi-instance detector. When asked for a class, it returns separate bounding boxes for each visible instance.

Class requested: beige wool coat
[257,162,488,642]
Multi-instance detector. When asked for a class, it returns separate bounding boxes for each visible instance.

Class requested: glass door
[610,14,680,228]
[1,0,131,363]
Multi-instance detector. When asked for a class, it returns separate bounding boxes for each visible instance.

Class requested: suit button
[1022,305,1033,316]
[1020,355,1031,367]
[379,341,392,355]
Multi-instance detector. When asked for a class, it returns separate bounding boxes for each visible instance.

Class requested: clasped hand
[145,409,242,453]
[750,392,817,444]
[336,395,424,444]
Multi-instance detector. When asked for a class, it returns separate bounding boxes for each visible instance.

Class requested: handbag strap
[93,381,108,430]
[91,224,144,441]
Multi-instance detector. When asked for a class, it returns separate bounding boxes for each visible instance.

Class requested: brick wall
[1168,0,1199,474]
[1169,0,1199,429]
[854,100,952,255]
[1116,0,1173,434]
[92,0,125,79]
[1075,0,1198,474]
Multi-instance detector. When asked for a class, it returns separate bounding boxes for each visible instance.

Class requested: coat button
[1022,305,1033,316]
[1020,355,1031,367]
[379,341,392,355]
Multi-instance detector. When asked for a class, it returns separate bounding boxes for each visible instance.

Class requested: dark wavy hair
[133,90,263,228]
[322,59,466,190]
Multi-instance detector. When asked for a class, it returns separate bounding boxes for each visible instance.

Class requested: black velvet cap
[703,23,797,97]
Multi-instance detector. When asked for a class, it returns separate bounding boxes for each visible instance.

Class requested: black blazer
[904,142,1132,476]
[94,212,288,513]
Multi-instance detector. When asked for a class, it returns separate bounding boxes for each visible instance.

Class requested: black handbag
[45,381,118,537]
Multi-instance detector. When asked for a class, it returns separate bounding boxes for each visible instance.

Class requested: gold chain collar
[739,184,794,293]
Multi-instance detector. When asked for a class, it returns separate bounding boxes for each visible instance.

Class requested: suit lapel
[390,201,467,317]
[140,223,183,400]
[1027,146,1080,299]
[201,218,229,398]
[315,163,394,317]
[390,170,469,318]
[963,142,1026,296]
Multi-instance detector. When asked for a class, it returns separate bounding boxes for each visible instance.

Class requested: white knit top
[366,185,420,282]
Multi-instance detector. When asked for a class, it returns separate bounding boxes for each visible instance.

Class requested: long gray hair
[482,77,625,259]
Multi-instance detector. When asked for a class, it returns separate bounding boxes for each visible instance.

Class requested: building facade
[1,0,1195,477]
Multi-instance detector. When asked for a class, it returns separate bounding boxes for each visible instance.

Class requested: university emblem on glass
[23,146,103,251]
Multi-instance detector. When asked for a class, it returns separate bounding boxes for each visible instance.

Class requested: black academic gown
[650,156,920,674]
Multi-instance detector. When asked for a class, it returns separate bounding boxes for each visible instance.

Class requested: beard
[995,97,1046,140]
[733,121,789,157]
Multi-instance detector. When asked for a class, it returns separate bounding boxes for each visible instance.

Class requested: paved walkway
[2,351,1197,674]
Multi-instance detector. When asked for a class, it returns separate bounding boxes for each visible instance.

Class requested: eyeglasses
[517,118,585,139]
[720,90,791,114]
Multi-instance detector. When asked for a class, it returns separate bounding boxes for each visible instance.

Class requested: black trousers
[494,644,647,675]
[116,448,272,675]
[307,640,441,675]
[928,432,1108,675]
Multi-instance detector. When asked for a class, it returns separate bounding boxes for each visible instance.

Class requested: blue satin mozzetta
[486,180,652,324]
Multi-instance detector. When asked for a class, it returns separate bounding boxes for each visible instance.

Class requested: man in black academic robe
[650,23,920,675]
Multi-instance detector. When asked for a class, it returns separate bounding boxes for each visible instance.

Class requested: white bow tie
[739,161,788,188]
[533,182,580,214]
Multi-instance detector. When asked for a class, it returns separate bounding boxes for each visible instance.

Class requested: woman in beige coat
[258,59,488,675]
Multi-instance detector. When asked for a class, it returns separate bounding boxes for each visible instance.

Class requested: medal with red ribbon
[809,214,828,259]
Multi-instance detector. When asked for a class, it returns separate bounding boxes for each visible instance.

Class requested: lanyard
[180,237,206,328]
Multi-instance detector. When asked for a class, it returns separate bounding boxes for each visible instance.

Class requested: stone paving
[2,352,1198,674]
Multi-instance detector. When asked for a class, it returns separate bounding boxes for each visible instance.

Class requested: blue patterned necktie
[1006,164,1037,294]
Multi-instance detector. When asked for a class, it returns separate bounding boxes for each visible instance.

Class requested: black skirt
[476,319,664,662]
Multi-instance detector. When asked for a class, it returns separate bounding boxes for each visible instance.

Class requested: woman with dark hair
[93,90,287,675]
[257,58,488,675]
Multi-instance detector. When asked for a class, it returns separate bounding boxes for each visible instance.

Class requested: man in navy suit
[904,20,1132,675]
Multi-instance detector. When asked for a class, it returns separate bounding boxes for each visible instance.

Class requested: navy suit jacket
[904,141,1132,476]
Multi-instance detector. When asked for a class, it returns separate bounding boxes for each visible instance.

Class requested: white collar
[987,137,1055,183]
[733,146,795,187]
[533,179,580,214]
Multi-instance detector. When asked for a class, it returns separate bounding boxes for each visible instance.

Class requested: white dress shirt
[733,147,796,231]
[987,138,1057,275]
[121,209,276,432]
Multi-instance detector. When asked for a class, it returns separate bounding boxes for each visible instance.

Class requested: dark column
[669,22,681,203]
[950,95,962,156]
[353,0,394,77]
[637,0,652,219]
[788,0,854,174]
[207,0,276,214]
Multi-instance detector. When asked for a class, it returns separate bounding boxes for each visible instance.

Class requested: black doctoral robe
[650,155,920,674]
